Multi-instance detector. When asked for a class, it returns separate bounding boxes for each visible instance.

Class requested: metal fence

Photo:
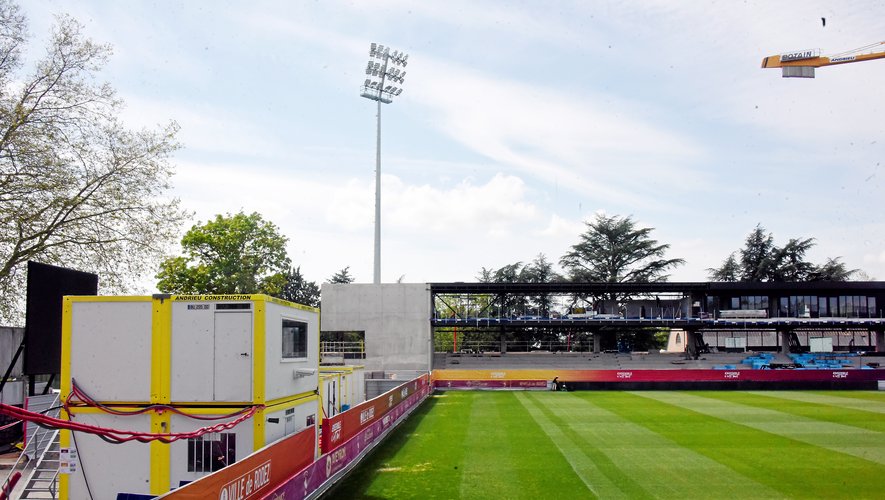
[320,341,366,360]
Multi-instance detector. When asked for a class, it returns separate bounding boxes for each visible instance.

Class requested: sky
[19,1,885,287]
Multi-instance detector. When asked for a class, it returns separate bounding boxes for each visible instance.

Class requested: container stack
[60,294,320,499]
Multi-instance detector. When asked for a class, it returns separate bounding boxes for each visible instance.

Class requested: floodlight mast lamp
[360,43,408,284]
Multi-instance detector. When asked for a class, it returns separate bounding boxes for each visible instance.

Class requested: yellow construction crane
[761,41,885,77]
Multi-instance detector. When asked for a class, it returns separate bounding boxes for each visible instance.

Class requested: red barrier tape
[0,403,261,444]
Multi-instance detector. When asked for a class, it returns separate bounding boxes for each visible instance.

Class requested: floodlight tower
[361,43,408,284]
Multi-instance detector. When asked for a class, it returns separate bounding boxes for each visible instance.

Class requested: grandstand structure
[321,281,885,389]
[429,281,885,357]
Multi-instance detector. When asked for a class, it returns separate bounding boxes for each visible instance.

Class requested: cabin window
[187,432,236,473]
[282,319,308,359]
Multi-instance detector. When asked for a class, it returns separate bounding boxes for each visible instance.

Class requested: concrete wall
[321,284,432,372]
[0,326,24,376]
[1,327,41,404]
[665,329,687,352]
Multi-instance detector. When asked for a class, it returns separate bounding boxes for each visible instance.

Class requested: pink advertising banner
[261,385,432,499]
[321,374,430,453]
[431,368,885,386]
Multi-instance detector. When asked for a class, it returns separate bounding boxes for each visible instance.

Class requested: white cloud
[118,95,291,160]
[864,250,885,265]
[538,214,584,239]
[171,158,548,281]
[408,58,707,208]
[385,173,538,236]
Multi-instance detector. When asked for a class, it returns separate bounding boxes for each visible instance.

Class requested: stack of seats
[741,352,775,369]
[788,353,854,369]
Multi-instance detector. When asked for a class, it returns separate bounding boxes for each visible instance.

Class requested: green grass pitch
[326,390,885,499]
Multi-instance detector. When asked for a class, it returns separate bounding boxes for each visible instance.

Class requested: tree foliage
[328,266,354,284]
[560,214,683,294]
[815,257,858,281]
[708,224,858,282]
[0,1,188,323]
[156,212,290,295]
[475,254,562,317]
[279,265,320,307]
[521,254,561,316]
[477,255,562,285]
[772,237,817,281]
[707,253,740,281]
[737,225,775,282]
[523,254,561,284]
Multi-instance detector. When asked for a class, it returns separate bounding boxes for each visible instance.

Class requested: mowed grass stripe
[636,391,885,465]
[326,393,468,499]
[738,391,885,427]
[328,391,591,499]
[470,392,592,498]
[600,392,885,498]
[455,392,594,499]
[808,390,885,403]
[532,392,784,499]
[459,393,522,499]
[516,392,620,498]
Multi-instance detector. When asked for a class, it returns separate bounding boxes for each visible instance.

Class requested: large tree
[156,212,290,295]
[707,253,740,281]
[328,266,355,284]
[560,215,681,352]
[813,257,857,281]
[279,266,320,307]
[770,237,817,281]
[708,225,858,282]
[0,1,188,323]
[476,262,526,317]
[560,214,684,286]
[473,254,562,320]
[737,224,776,282]
[521,254,562,316]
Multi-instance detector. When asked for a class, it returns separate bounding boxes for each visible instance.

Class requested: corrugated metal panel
[783,66,815,78]
[0,327,24,376]
[24,393,59,449]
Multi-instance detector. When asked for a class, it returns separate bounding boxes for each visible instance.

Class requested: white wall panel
[70,301,152,402]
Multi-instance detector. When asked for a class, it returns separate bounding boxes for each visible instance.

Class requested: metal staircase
[2,393,62,499]
[18,429,60,499]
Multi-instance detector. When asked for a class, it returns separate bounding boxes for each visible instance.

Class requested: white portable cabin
[60,294,320,499]
[320,365,366,411]
[319,372,342,420]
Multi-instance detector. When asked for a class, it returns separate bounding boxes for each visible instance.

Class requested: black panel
[24,261,98,375]
[215,303,251,310]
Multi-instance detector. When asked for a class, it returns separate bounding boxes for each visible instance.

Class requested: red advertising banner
[263,385,432,500]
[321,374,430,453]
[434,380,549,389]
[161,426,316,499]
[431,368,885,387]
